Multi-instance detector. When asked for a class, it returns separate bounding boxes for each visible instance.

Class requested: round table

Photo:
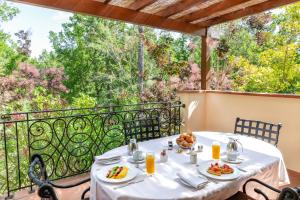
[90,131,289,200]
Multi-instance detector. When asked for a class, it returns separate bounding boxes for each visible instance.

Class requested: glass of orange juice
[146,152,155,176]
[212,141,221,160]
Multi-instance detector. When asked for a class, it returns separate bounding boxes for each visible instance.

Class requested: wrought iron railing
[0,101,184,198]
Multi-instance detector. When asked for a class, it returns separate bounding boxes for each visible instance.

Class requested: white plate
[96,165,139,183]
[127,157,145,164]
[197,161,240,181]
[221,157,243,164]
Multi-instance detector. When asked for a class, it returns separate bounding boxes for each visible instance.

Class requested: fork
[113,179,145,189]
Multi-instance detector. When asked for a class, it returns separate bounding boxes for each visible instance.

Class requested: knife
[237,167,247,172]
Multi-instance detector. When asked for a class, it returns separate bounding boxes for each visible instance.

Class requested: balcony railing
[0,101,183,198]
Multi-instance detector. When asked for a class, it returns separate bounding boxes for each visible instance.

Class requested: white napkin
[94,155,121,163]
[177,172,208,189]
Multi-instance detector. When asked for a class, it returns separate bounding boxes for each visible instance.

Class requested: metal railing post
[26,113,34,194]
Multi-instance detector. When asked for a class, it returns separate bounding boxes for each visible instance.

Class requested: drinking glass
[146,152,155,176]
[128,138,138,155]
[212,141,221,160]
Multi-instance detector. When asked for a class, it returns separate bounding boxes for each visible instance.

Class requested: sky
[2,2,72,57]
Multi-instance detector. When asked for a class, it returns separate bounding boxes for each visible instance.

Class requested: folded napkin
[177,172,208,189]
[94,155,121,163]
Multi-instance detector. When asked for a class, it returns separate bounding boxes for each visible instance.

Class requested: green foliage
[36,50,62,69]
[232,44,300,93]
[0,2,29,74]
[212,2,300,93]
[0,1,19,22]
[71,93,96,108]
[31,87,66,110]
[48,15,143,104]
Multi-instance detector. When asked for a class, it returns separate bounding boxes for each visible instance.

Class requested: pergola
[13,0,299,89]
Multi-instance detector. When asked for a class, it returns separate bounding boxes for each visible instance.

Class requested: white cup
[133,150,143,161]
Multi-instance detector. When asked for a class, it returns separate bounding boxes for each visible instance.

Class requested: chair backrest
[123,117,161,144]
[278,187,300,200]
[234,117,282,146]
[242,178,299,200]
[28,154,58,200]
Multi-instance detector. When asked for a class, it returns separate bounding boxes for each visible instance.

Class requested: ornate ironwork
[28,154,90,200]
[123,117,161,143]
[0,101,183,198]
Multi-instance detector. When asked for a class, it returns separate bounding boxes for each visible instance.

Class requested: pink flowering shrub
[141,80,177,102]
[0,63,68,107]
[208,68,232,90]
[42,68,68,94]
[19,63,40,78]
[141,62,201,102]
[169,62,201,91]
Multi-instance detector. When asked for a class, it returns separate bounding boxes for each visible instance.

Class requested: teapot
[226,137,243,161]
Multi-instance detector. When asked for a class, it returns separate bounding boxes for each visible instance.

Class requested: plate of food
[197,162,240,181]
[96,165,139,183]
[176,133,196,149]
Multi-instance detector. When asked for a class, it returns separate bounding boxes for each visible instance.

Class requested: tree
[0,1,19,23]
[137,26,144,95]
[0,63,68,111]
[15,30,32,56]
[0,1,21,74]
[49,15,145,104]
[210,2,300,93]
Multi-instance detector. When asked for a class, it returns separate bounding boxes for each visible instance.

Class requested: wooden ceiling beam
[197,0,300,27]
[128,0,156,11]
[12,0,205,35]
[179,0,252,23]
[155,0,210,18]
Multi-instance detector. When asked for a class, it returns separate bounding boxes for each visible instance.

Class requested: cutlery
[198,174,218,184]
[95,156,121,161]
[237,167,247,172]
[135,165,145,172]
[97,158,120,162]
[113,179,145,189]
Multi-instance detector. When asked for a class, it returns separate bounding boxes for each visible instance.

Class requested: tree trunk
[138,26,144,95]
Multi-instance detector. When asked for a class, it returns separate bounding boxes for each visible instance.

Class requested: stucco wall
[178,90,300,172]
[178,91,206,132]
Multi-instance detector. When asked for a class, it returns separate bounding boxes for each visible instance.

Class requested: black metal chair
[28,154,90,200]
[227,178,300,200]
[123,117,161,144]
[234,117,282,146]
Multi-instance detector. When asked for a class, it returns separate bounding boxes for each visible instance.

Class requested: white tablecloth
[90,131,289,200]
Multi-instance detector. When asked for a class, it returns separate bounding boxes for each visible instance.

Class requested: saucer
[221,157,243,164]
[128,157,145,164]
